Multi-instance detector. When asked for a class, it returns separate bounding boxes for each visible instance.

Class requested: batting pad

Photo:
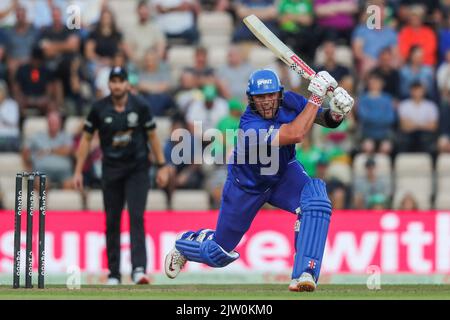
[175,229,240,268]
[292,179,332,282]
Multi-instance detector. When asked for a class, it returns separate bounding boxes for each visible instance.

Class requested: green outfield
[0,284,448,300]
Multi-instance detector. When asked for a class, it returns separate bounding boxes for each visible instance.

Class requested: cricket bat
[244,14,334,97]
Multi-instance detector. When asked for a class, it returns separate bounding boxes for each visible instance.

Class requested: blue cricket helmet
[246,69,284,118]
[246,69,284,95]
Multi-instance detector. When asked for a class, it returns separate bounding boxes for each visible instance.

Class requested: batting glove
[308,71,338,106]
[329,87,354,119]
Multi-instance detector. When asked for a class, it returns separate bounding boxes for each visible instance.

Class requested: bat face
[243,14,316,80]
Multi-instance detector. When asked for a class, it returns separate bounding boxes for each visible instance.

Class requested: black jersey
[84,94,156,166]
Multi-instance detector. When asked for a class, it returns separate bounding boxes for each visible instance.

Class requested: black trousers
[101,161,149,280]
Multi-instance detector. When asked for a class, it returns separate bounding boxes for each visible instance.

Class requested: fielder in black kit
[73,67,170,285]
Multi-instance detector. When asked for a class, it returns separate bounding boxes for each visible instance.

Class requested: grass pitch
[0,284,448,300]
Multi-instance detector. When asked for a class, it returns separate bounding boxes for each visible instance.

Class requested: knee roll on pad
[175,229,240,268]
[292,179,332,282]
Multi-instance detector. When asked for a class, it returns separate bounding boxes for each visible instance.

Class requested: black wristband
[324,109,343,128]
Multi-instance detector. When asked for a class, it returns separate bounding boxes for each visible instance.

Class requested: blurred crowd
[0,0,449,211]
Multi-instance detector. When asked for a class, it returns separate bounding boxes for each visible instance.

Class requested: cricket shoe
[288,272,317,292]
[165,248,187,279]
[132,267,150,285]
[106,277,120,286]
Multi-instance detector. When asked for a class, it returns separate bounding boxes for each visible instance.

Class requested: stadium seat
[172,190,210,211]
[86,190,103,211]
[154,117,172,145]
[394,153,433,197]
[0,153,24,176]
[208,46,228,67]
[248,46,277,69]
[198,12,233,35]
[326,162,352,185]
[198,12,233,47]
[23,117,47,140]
[47,190,84,211]
[201,35,232,48]
[146,190,167,211]
[3,190,39,211]
[392,189,431,210]
[314,45,354,69]
[353,153,391,177]
[64,116,84,136]
[435,191,450,210]
[436,154,450,196]
[167,46,195,70]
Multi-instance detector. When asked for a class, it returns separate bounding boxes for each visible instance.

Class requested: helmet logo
[257,79,273,86]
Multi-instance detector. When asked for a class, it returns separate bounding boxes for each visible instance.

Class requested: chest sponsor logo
[104,117,113,124]
[127,112,139,127]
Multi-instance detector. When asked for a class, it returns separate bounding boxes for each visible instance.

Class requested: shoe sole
[164,252,177,279]
[288,282,316,292]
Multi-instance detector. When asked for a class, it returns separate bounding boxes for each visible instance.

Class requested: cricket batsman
[164,69,354,291]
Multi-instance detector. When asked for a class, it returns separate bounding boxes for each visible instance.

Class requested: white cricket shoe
[288,272,317,292]
[106,277,120,286]
[165,248,187,279]
[132,267,150,285]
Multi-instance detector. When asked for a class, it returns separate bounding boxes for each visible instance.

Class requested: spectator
[397,81,439,153]
[437,49,450,105]
[200,0,230,11]
[315,155,350,209]
[186,46,228,98]
[357,71,396,155]
[22,110,73,189]
[438,97,450,153]
[95,49,128,99]
[371,47,401,101]
[367,193,387,210]
[278,0,316,62]
[439,13,450,64]
[316,39,350,82]
[295,133,325,177]
[137,48,174,116]
[398,191,419,210]
[37,6,81,73]
[14,46,55,115]
[399,45,435,99]
[173,69,203,115]
[352,5,398,77]
[233,0,278,42]
[152,0,200,45]
[0,80,20,152]
[0,41,7,84]
[217,45,253,101]
[164,114,204,209]
[214,98,245,161]
[85,8,124,70]
[186,84,229,137]
[314,0,358,45]
[353,157,391,209]
[206,99,244,209]
[125,0,166,63]
[398,4,437,66]
[0,0,18,25]
[4,5,38,80]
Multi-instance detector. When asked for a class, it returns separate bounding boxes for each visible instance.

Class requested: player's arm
[275,101,322,146]
[73,132,93,190]
[147,130,170,188]
[274,71,337,146]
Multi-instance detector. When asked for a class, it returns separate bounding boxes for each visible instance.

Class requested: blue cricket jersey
[228,91,322,194]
